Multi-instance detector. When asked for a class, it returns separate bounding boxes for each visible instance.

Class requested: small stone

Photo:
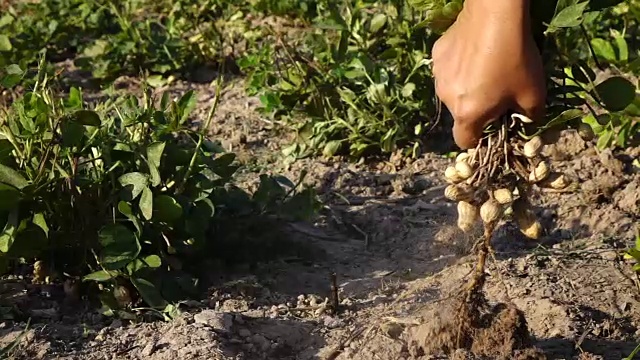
[600,250,618,261]
[194,310,233,333]
[238,328,251,338]
[380,322,404,339]
[323,316,343,329]
[109,319,122,329]
[142,341,157,356]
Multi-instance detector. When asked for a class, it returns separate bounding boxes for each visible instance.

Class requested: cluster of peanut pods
[442,114,572,240]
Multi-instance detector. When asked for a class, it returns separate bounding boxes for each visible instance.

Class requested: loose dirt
[1,77,639,360]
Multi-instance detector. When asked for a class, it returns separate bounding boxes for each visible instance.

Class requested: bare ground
[1,77,639,360]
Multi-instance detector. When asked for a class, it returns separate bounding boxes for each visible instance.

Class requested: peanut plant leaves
[368,13,387,33]
[117,201,142,235]
[590,38,617,63]
[153,195,182,223]
[139,187,153,221]
[1,64,23,88]
[98,224,141,271]
[0,35,11,51]
[61,121,85,148]
[32,213,48,237]
[69,110,101,126]
[547,1,589,32]
[126,255,161,275]
[118,172,149,201]
[0,164,28,190]
[0,210,19,253]
[130,277,167,309]
[594,76,636,112]
[146,142,165,187]
[84,270,119,282]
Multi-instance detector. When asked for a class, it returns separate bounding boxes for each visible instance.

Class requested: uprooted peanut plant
[444,113,572,296]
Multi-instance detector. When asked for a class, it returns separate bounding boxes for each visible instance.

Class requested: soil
[1,75,640,360]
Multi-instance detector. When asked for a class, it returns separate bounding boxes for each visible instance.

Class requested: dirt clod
[408,293,544,360]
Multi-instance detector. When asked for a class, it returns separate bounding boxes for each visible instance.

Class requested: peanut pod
[457,201,478,233]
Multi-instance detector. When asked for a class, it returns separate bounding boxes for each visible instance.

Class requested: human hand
[432,0,546,149]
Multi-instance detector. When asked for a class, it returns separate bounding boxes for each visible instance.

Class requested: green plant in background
[541,0,640,149]
[0,0,258,88]
[0,64,320,317]
[0,0,115,77]
[241,0,439,159]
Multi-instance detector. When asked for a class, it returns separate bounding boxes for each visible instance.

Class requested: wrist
[463,0,531,33]
[464,0,531,24]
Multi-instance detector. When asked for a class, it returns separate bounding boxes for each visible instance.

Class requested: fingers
[513,97,545,124]
[451,105,502,150]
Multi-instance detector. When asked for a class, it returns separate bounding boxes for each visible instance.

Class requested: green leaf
[32,213,48,237]
[84,270,119,282]
[130,277,167,309]
[0,35,11,51]
[590,38,617,63]
[611,30,628,63]
[626,248,640,261]
[369,13,387,33]
[0,210,18,253]
[147,142,165,167]
[70,110,101,126]
[143,254,162,268]
[570,63,596,84]
[1,64,23,88]
[0,183,21,212]
[118,172,149,201]
[98,224,141,271]
[402,82,416,98]
[176,90,197,125]
[533,108,584,136]
[139,187,153,221]
[67,87,83,109]
[117,201,142,235]
[61,121,85,148]
[596,130,613,150]
[548,1,589,30]
[323,140,342,157]
[126,255,162,274]
[0,164,28,189]
[147,142,165,187]
[153,195,183,223]
[594,76,636,112]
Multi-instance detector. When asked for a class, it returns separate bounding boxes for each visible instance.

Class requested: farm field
[0,0,640,359]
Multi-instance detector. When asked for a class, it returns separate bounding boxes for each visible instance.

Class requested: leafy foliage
[0,0,258,86]
[240,1,439,159]
[0,67,320,316]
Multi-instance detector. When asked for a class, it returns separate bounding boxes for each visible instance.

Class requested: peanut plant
[0,65,320,317]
